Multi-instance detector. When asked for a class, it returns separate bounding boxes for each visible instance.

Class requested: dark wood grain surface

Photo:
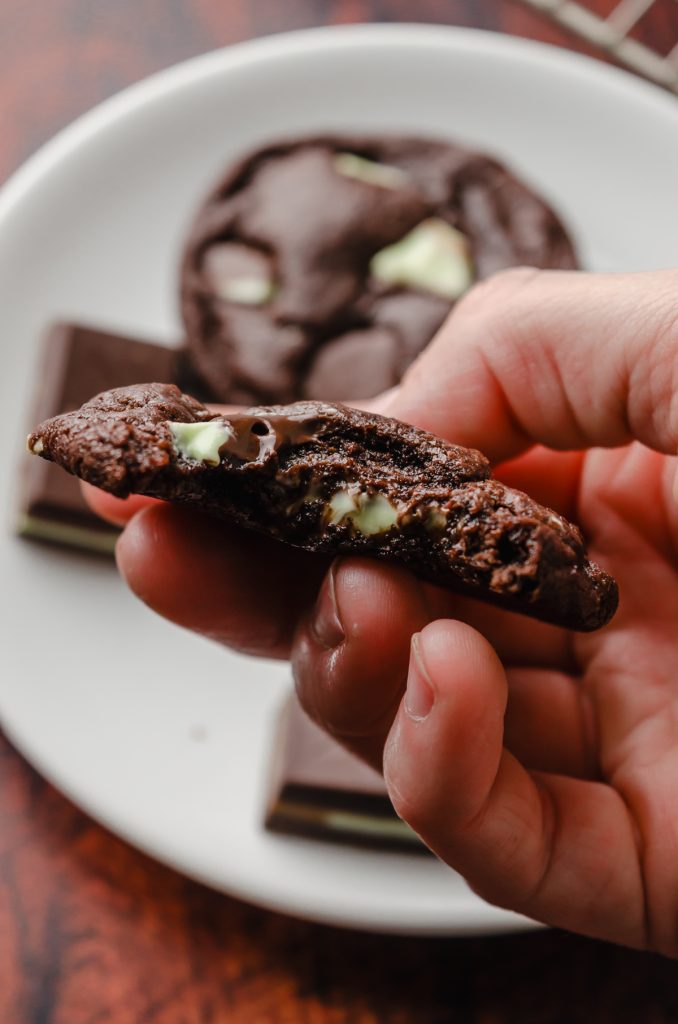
[2,3,678,1021]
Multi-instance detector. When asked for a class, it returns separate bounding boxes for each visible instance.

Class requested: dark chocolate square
[264,693,425,853]
[18,322,178,552]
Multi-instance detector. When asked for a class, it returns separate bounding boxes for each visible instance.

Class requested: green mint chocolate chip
[169,420,233,466]
[215,276,277,306]
[370,218,474,300]
[334,152,410,190]
[328,488,400,535]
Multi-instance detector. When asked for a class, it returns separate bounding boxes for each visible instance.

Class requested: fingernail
[404,633,435,721]
[311,561,345,650]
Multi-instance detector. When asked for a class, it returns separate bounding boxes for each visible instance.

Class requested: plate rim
[2,21,678,225]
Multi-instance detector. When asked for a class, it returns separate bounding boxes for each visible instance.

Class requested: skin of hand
[85,268,678,955]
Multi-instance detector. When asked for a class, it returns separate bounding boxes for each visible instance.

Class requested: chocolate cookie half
[180,134,578,405]
[28,383,616,632]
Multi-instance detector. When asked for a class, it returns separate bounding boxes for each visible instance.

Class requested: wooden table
[1,3,677,1020]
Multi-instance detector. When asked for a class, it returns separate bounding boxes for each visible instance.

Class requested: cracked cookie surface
[180,134,578,404]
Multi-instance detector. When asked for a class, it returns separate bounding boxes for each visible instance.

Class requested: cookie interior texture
[180,134,578,405]
[28,383,617,632]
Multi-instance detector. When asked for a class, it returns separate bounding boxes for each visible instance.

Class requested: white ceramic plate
[1,25,678,937]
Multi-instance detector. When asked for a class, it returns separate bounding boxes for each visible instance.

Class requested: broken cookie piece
[28,382,618,632]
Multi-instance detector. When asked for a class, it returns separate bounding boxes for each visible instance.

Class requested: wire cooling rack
[519,0,678,91]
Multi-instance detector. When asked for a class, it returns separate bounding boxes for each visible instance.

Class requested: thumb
[382,621,648,949]
[385,267,678,463]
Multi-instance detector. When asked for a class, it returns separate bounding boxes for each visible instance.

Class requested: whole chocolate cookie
[180,135,578,404]
[28,383,616,632]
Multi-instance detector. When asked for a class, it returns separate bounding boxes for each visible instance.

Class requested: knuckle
[454,265,543,322]
[445,267,547,356]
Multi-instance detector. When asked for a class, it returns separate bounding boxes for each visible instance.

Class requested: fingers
[293,558,581,772]
[425,591,575,673]
[82,481,157,527]
[115,503,328,658]
[504,668,598,778]
[383,621,648,950]
[494,447,584,522]
[293,559,433,768]
[386,267,678,462]
[579,442,678,564]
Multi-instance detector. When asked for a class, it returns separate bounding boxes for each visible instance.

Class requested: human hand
[87,268,678,954]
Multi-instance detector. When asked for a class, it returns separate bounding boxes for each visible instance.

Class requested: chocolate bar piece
[264,694,424,852]
[18,323,178,553]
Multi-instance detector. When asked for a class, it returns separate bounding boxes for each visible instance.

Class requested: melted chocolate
[219,411,324,463]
